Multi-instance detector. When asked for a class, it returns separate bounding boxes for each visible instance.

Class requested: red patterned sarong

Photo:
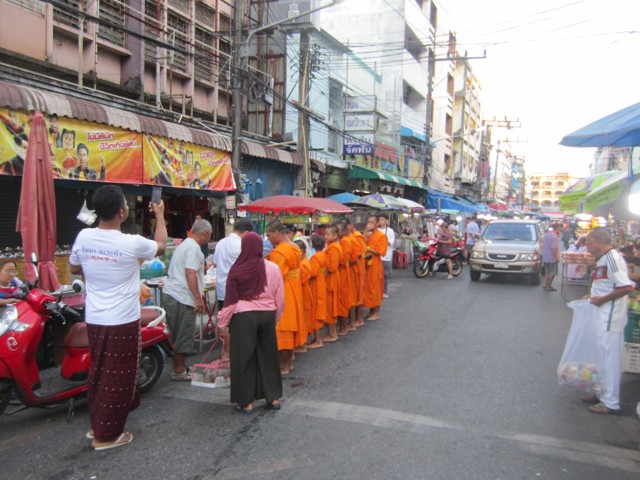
[87,319,141,441]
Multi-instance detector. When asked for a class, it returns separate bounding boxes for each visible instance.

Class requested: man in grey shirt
[163,219,212,380]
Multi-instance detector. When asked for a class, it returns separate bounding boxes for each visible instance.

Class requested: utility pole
[484,117,521,201]
[297,31,311,196]
[230,0,245,177]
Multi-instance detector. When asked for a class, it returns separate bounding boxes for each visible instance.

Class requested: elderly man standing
[163,219,212,380]
[583,227,634,414]
[214,218,254,361]
[542,223,561,291]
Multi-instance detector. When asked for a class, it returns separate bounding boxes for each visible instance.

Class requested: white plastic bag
[76,200,97,226]
[557,299,607,395]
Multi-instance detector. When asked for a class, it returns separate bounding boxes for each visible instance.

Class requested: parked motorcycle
[0,256,173,417]
[412,239,464,278]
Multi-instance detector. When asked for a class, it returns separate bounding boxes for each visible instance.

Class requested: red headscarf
[223,231,267,308]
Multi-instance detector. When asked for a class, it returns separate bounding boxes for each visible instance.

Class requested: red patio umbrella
[488,202,510,211]
[16,112,60,291]
[238,195,353,214]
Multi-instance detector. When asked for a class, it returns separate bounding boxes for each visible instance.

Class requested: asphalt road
[2,268,640,479]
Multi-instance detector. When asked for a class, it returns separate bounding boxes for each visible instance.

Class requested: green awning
[348,165,427,190]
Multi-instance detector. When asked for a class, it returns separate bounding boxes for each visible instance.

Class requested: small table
[144,277,167,307]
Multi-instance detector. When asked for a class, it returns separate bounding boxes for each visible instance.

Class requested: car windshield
[483,224,538,242]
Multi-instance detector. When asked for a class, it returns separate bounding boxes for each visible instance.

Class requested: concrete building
[528,172,576,213]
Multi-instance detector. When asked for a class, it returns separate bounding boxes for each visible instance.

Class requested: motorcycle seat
[64,322,89,348]
[141,307,160,326]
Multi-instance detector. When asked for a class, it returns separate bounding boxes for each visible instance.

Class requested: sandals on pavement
[266,400,281,410]
[234,404,254,415]
[93,432,133,451]
[582,395,599,404]
[588,402,618,414]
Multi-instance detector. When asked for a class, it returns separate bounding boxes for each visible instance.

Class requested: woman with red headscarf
[217,232,285,414]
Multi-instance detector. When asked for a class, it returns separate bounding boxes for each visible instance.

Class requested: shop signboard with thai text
[344,95,376,113]
[343,132,374,155]
[143,135,234,190]
[0,107,143,182]
[344,114,375,131]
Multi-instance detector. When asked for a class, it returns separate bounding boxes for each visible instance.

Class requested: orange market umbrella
[16,112,60,291]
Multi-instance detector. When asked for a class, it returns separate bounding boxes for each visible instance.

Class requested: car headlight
[519,253,539,261]
[471,251,486,259]
[0,305,29,338]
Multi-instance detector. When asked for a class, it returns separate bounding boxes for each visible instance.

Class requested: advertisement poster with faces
[143,134,235,191]
[0,107,143,182]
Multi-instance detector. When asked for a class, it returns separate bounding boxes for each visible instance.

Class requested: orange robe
[346,235,359,308]
[309,251,327,330]
[324,241,342,325]
[270,242,305,350]
[338,236,353,317]
[364,229,388,309]
[351,230,366,306]
[300,258,314,338]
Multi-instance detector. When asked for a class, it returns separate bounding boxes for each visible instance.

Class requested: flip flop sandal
[267,400,282,410]
[234,404,254,415]
[86,430,94,439]
[93,432,133,451]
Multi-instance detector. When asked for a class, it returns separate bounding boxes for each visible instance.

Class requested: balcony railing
[53,0,83,30]
[97,0,126,47]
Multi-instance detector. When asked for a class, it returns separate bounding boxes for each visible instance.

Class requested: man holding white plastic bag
[583,227,634,414]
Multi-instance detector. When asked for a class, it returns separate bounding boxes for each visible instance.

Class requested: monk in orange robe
[294,239,314,352]
[348,221,367,327]
[266,220,304,374]
[336,223,354,336]
[307,234,327,349]
[322,224,341,342]
[343,220,360,331]
[363,215,388,321]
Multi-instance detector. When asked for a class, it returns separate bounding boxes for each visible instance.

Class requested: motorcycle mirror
[30,252,39,285]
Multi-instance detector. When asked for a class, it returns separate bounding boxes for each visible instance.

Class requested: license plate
[494,262,509,269]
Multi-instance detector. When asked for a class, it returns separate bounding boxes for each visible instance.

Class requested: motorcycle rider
[69,185,167,451]
[435,223,455,280]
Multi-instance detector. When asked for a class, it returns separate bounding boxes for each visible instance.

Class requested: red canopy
[16,112,60,291]
[488,202,510,211]
[238,195,353,214]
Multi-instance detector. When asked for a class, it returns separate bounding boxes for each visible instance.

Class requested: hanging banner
[0,107,143,182]
[143,134,235,191]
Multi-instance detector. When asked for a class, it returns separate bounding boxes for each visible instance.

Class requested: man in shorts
[163,219,212,380]
[542,223,561,291]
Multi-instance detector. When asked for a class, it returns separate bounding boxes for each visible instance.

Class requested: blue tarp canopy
[326,192,359,204]
[426,190,486,214]
[560,102,640,147]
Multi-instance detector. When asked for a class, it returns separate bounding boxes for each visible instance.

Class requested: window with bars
[6,0,44,15]
[98,0,126,47]
[144,0,162,62]
[52,0,83,30]
[168,0,189,14]
[217,39,231,86]
[167,11,189,72]
[194,27,214,82]
[195,1,215,28]
[219,14,231,34]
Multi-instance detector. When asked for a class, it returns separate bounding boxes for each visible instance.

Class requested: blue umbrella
[326,192,359,204]
[560,103,640,147]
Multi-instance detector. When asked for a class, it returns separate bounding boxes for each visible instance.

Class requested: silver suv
[469,220,543,285]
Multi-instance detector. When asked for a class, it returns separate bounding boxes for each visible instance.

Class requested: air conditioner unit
[293,189,306,197]
[267,0,320,28]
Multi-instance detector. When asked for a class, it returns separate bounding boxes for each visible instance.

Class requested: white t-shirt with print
[591,248,633,332]
[379,226,396,262]
[70,228,158,326]
[163,237,205,307]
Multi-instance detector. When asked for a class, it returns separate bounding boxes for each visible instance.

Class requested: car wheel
[470,270,481,282]
[530,272,541,286]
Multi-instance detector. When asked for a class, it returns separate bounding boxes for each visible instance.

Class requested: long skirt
[229,310,282,406]
[87,319,141,441]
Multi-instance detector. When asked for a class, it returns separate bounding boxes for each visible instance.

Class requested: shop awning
[348,165,427,190]
[400,125,426,143]
[427,190,484,214]
[0,80,302,166]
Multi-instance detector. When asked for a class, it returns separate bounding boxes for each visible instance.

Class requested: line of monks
[265,214,389,375]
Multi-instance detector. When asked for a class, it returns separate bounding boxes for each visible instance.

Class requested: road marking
[206,455,314,480]
[287,399,640,473]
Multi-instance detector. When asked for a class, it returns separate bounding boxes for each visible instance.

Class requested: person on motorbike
[435,223,455,280]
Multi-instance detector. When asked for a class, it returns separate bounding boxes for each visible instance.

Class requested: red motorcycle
[412,239,464,278]
[0,259,172,417]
